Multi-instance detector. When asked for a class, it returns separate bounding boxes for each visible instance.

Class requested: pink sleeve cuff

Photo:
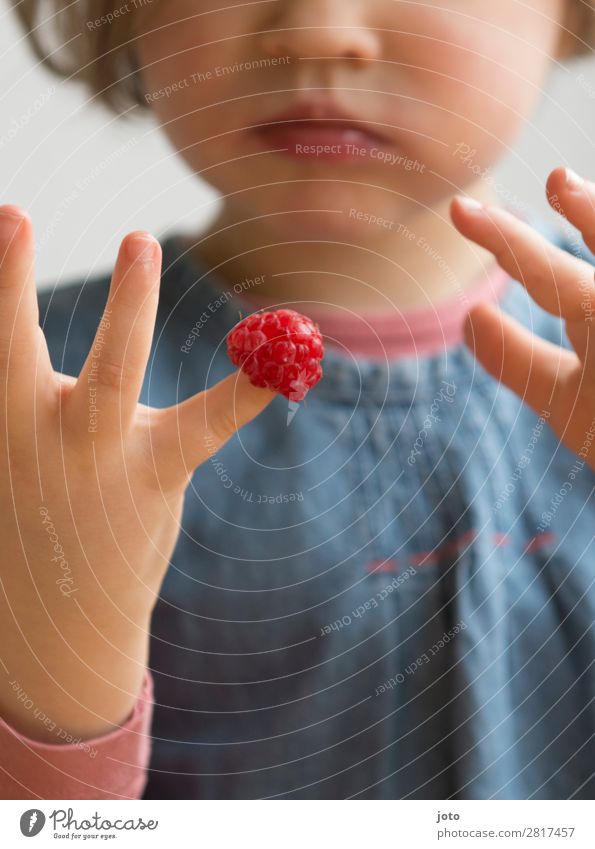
[0,670,154,800]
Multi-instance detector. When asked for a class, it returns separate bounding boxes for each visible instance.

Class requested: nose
[259,0,380,66]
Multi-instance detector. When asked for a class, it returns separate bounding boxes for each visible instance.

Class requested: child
[1,0,594,800]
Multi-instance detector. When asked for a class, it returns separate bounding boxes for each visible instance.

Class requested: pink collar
[237,263,511,360]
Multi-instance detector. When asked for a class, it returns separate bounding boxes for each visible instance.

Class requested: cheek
[388,3,559,177]
[137,19,269,171]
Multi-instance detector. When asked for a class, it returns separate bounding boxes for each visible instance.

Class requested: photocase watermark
[374,622,467,696]
[86,0,154,31]
[493,409,551,512]
[39,507,78,597]
[145,56,292,103]
[546,191,594,323]
[7,679,97,757]
[49,808,158,834]
[180,275,265,354]
[20,810,46,837]
[536,418,595,532]
[407,381,457,465]
[320,566,417,636]
[202,430,303,503]
[18,807,159,839]
[87,308,112,433]
[452,142,528,213]
[0,85,55,152]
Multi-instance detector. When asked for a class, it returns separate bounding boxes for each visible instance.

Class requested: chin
[237,182,409,243]
[268,209,368,242]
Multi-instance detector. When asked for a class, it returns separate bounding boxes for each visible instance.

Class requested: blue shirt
[38,211,595,799]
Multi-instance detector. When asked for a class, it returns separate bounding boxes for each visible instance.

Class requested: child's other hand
[0,206,275,740]
[450,168,595,472]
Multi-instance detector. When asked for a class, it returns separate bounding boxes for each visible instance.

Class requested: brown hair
[10,0,143,111]
[10,0,595,113]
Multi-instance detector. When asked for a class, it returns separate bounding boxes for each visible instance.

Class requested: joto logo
[20,810,46,837]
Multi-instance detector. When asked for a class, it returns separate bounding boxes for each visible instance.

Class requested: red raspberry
[227,309,324,401]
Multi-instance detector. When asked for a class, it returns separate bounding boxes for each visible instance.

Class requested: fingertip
[453,195,484,214]
[0,205,32,244]
[127,229,158,244]
[122,232,161,266]
[547,166,585,201]
[563,167,585,192]
[0,204,30,221]
[463,303,499,346]
[546,165,566,186]
[451,196,485,233]
[545,166,567,200]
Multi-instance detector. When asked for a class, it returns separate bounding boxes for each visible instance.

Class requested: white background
[2,3,595,288]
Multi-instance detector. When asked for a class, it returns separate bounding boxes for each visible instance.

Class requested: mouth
[252,100,400,162]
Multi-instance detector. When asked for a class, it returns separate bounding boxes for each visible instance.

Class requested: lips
[252,100,397,161]
[259,100,391,142]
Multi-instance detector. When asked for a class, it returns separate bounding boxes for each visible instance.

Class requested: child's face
[135,0,565,239]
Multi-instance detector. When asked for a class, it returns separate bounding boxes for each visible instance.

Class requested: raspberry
[227,309,324,401]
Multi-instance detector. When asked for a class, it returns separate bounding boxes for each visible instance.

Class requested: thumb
[156,368,277,484]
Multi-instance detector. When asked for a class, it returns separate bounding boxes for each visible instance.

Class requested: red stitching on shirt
[410,551,439,567]
[366,530,557,574]
[366,559,399,574]
[492,532,511,547]
[524,531,556,552]
[439,528,479,556]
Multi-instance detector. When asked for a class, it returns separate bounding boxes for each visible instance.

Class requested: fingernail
[0,207,26,241]
[127,235,158,266]
[565,168,584,191]
[457,196,484,212]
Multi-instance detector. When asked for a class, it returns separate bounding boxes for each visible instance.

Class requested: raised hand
[0,205,275,742]
[450,167,595,472]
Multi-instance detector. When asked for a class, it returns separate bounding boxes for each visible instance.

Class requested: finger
[545,165,595,261]
[451,196,595,323]
[463,302,577,417]
[0,206,45,371]
[565,319,595,378]
[68,232,161,439]
[153,368,276,487]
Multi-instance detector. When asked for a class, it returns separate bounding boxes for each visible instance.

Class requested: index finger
[0,206,42,366]
[450,196,595,323]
